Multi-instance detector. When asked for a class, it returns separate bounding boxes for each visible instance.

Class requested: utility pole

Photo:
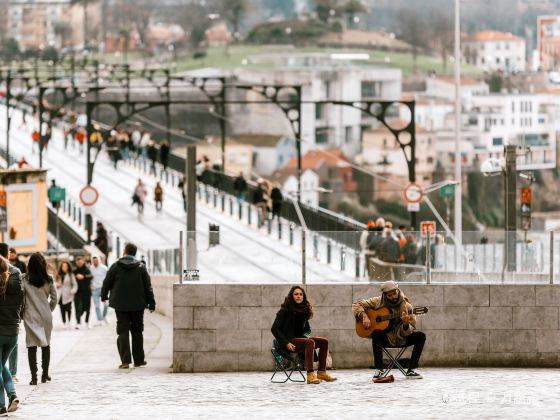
[454,0,463,271]
[186,146,198,278]
[504,145,517,272]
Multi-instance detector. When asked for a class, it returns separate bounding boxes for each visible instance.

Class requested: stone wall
[152,276,175,319]
[173,283,560,372]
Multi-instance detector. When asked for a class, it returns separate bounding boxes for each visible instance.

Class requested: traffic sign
[521,187,532,205]
[79,185,99,207]
[420,221,436,238]
[48,186,66,203]
[439,184,455,199]
[407,203,420,212]
[403,183,424,204]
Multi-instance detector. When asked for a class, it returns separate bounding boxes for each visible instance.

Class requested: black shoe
[405,370,423,379]
[373,369,385,379]
[29,377,37,385]
[0,406,7,417]
[134,361,147,368]
[8,395,19,413]
[41,374,51,383]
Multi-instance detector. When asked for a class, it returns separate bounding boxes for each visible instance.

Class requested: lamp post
[454,0,463,271]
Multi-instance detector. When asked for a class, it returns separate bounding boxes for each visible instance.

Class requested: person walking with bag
[56,261,77,329]
[22,253,57,385]
[101,243,156,369]
[0,256,24,414]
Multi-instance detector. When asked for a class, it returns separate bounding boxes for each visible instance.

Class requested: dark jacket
[233,176,247,193]
[94,226,109,255]
[0,267,24,336]
[271,308,311,349]
[13,258,26,274]
[270,187,283,203]
[74,265,93,296]
[101,256,156,312]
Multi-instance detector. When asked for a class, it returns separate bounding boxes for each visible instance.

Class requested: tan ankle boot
[317,371,337,382]
[307,372,321,384]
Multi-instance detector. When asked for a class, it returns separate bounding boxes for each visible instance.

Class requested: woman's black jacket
[271,307,311,349]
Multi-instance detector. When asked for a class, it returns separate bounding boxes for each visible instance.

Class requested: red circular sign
[80,185,99,206]
[403,183,424,204]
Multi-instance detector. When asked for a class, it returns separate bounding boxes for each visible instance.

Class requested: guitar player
[352,281,426,379]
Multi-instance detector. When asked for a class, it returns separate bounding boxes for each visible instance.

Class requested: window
[427,157,434,164]
[481,57,485,64]
[492,137,503,146]
[315,104,324,120]
[496,57,501,64]
[315,129,328,144]
[325,81,331,99]
[511,101,515,112]
[345,126,352,144]
[361,82,378,98]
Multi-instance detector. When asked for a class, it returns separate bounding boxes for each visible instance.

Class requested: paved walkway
[5,309,560,419]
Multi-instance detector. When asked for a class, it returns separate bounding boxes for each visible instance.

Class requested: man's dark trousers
[116,310,145,364]
[371,330,426,370]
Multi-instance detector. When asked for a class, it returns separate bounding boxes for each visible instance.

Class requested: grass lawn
[170,44,481,75]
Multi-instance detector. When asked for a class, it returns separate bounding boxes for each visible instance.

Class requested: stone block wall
[173,283,560,372]
[152,276,174,318]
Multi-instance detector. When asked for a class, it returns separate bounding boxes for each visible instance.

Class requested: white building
[463,31,526,73]
[425,76,489,110]
[281,169,320,207]
[230,53,402,159]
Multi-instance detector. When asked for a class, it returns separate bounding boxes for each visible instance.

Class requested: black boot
[41,346,51,383]
[28,347,37,385]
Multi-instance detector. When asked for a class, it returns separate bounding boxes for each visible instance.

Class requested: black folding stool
[378,344,410,378]
[270,341,306,383]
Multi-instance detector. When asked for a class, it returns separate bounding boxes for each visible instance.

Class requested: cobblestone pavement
[7,312,560,419]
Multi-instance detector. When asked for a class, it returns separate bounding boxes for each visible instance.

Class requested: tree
[431,11,453,72]
[70,0,99,48]
[314,0,341,23]
[220,0,247,37]
[0,38,20,60]
[339,0,367,29]
[396,9,427,73]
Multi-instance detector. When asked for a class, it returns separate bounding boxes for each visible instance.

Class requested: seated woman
[271,286,336,384]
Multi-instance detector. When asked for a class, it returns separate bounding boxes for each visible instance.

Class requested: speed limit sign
[403,183,424,204]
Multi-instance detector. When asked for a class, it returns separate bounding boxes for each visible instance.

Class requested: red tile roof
[465,31,523,42]
[285,148,351,170]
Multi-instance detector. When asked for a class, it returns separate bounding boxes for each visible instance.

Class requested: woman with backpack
[22,253,57,385]
[0,256,24,414]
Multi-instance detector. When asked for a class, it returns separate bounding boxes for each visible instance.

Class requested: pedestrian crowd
[0,241,156,416]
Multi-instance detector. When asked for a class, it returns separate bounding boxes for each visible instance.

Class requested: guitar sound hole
[375,317,381,323]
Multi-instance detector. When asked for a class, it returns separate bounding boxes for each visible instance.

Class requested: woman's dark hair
[57,261,71,278]
[281,286,313,320]
[27,253,53,288]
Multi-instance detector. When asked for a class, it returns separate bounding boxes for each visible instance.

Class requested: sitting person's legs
[405,331,426,370]
[309,336,328,371]
[371,331,391,370]
[290,338,315,372]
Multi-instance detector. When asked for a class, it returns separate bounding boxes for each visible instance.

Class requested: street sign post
[520,187,532,231]
[420,221,437,238]
[439,184,455,199]
[48,186,66,203]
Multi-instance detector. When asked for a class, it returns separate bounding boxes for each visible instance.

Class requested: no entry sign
[79,185,99,207]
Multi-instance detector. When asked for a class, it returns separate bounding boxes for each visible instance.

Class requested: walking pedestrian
[0,245,22,386]
[101,243,156,369]
[22,253,57,385]
[8,249,25,275]
[147,141,158,176]
[154,182,163,212]
[159,140,170,172]
[94,222,109,260]
[178,176,187,211]
[0,256,23,414]
[90,256,109,326]
[73,256,93,329]
[132,179,147,214]
[270,183,283,221]
[233,172,247,203]
[56,261,77,329]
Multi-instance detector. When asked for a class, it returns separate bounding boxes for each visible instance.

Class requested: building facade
[463,31,526,73]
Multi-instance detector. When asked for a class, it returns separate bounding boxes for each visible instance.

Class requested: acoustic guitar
[355,307,429,338]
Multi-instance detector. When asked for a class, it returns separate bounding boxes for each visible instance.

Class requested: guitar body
[355,307,391,338]
[354,306,429,338]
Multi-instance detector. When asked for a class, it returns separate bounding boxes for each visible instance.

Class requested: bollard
[355,251,360,278]
[313,233,319,259]
[165,171,169,184]
[327,240,332,264]
[221,194,225,212]
[238,202,242,220]
[213,190,218,208]
[78,208,82,226]
[248,205,252,225]
[289,223,294,246]
[341,246,346,271]
[197,183,202,199]
[229,198,233,216]
[551,231,555,285]
[67,199,71,214]
[72,204,76,222]
[267,218,272,235]
[116,236,121,258]
[278,221,282,241]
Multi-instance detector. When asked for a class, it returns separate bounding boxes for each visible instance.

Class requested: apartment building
[463,31,526,73]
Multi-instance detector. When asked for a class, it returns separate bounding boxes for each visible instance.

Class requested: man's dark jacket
[0,267,24,336]
[101,256,156,312]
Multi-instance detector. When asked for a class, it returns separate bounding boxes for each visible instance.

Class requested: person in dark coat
[270,184,283,221]
[101,243,156,369]
[178,176,187,211]
[73,257,93,329]
[233,172,247,203]
[271,286,336,384]
[94,222,109,259]
[147,142,158,176]
[8,249,25,275]
[159,140,170,171]
[0,256,23,414]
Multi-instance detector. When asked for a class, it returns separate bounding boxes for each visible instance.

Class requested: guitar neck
[379,309,414,322]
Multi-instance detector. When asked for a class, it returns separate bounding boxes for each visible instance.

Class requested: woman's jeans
[92,288,108,321]
[0,336,18,407]
[290,336,329,373]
